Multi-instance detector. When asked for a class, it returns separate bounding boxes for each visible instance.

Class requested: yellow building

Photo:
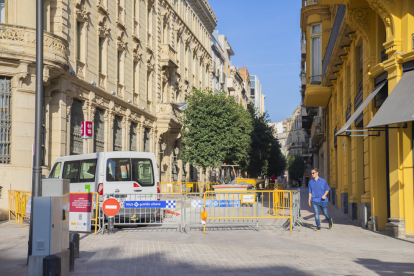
[301,0,414,238]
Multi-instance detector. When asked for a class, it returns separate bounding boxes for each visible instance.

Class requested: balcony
[311,116,324,146]
[227,77,236,91]
[302,0,318,7]
[156,103,182,134]
[160,44,178,69]
[304,84,332,107]
[288,142,303,150]
[0,24,68,69]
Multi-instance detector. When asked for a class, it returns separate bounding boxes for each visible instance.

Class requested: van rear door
[104,156,156,200]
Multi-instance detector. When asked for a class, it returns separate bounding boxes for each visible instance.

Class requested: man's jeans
[312,201,332,227]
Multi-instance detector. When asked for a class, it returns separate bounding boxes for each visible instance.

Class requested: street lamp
[174,147,179,155]
[161,142,166,152]
[28,0,44,260]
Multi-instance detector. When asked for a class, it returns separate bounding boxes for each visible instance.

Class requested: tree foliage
[242,104,287,177]
[181,89,252,169]
[267,139,287,177]
[287,155,305,181]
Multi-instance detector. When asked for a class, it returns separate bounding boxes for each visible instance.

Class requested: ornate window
[70,99,84,155]
[0,0,6,23]
[130,122,137,151]
[77,21,85,61]
[143,127,150,152]
[113,116,122,151]
[310,23,322,84]
[94,108,105,152]
[0,77,11,164]
[99,37,104,73]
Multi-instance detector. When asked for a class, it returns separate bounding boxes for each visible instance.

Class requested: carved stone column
[124,116,130,151]
[107,110,115,151]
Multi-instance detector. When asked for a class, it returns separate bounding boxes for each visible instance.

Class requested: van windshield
[132,159,154,186]
[49,162,62,178]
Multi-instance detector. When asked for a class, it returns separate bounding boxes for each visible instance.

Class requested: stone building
[0,0,217,220]
[249,75,265,115]
[269,121,288,157]
[237,67,251,109]
[301,0,414,238]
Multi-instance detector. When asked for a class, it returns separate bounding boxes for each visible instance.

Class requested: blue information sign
[124,200,176,209]
[205,200,240,208]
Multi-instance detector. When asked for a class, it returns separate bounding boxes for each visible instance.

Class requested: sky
[208,0,302,123]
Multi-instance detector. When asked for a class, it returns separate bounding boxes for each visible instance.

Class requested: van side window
[49,162,62,179]
[132,159,154,186]
[63,159,97,183]
[63,161,80,183]
[79,159,97,182]
[106,158,131,181]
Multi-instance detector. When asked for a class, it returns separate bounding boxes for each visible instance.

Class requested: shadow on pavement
[354,258,414,275]
[71,252,311,276]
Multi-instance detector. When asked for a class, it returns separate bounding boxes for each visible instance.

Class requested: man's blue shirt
[309,177,330,203]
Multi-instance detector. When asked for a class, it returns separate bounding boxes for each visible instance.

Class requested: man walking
[308,168,333,231]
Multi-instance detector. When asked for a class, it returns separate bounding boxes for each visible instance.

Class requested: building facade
[269,121,288,157]
[286,106,307,158]
[237,67,251,109]
[301,0,414,238]
[250,75,265,114]
[0,0,217,220]
[210,30,226,93]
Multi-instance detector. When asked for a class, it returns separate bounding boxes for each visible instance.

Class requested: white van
[48,151,160,198]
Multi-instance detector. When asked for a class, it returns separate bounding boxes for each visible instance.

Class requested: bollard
[69,242,75,272]
[43,255,61,276]
[108,217,114,234]
[69,232,80,258]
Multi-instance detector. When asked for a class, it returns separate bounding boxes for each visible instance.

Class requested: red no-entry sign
[102,198,120,217]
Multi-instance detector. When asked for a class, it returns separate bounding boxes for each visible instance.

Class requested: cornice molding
[346,8,371,43]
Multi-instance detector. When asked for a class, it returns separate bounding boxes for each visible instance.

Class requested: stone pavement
[1,188,414,276]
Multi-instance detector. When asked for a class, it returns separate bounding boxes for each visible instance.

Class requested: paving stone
[1,188,414,275]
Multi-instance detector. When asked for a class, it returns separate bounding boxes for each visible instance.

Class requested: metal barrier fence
[287,190,306,229]
[98,193,185,234]
[97,190,295,234]
[8,190,31,227]
[159,182,219,194]
[203,190,292,232]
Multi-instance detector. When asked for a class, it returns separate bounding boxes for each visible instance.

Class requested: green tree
[181,89,252,169]
[287,155,305,181]
[267,139,287,177]
[244,104,280,177]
